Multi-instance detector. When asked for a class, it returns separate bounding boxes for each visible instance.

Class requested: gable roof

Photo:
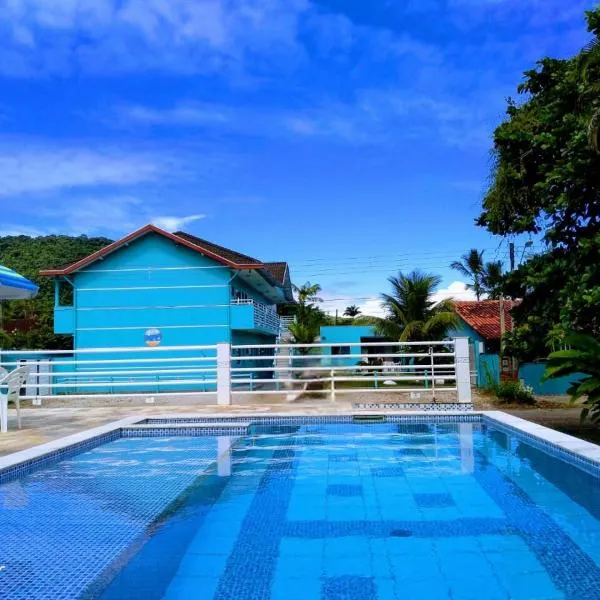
[263,262,287,285]
[264,261,294,302]
[40,224,294,300]
[454,300,519,340]
[173,231,261,267]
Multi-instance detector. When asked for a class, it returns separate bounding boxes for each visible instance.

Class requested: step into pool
[1,416,600,599]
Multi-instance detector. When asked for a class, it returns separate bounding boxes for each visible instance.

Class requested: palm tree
[288,321,320,354]
[373,270,457,342]
[293,282,322,305]
[344,305,361,317]
[451,249,485,300]
[482,261,504,299]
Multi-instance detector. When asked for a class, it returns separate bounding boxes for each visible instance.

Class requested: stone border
[0,415,141,483]
[0,410,599,483]
[481,411,600,477]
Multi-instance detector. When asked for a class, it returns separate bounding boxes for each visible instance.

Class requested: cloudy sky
[0,0,592,314]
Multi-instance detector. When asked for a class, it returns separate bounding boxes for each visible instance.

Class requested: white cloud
[432,281,477,303]
[152,214,206,231]
[0,224,49,237]
[0,142,162,196]
[0,0,309,77]
[357,298,386,318]
[121,103,230,126]
[1,197,209,237]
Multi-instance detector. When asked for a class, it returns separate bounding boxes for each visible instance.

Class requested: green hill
[0,234,112,349]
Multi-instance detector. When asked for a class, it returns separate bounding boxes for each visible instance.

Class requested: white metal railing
[0,345,219,401]
[226,340,464,401]
[231,298,280,332]
[0,338,471,406]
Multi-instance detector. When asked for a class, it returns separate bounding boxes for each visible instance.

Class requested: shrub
[544,332,600,422]
[495,380,535,405]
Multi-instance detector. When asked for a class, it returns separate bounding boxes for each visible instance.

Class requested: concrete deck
[0,400,352,456]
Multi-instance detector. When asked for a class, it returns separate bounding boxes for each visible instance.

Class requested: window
[331,346,351,356]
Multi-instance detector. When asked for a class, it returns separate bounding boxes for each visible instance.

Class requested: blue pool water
[2,420,600,599]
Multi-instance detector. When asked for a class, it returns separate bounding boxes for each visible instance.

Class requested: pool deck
[0,401,350,456]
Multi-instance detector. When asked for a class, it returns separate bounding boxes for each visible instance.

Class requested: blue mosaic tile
[414,493,455,508]
[1,414,600,600]
[399,448,426,457]
[327,484,363,497]
[329,453,358,463]
[371,466,405,478]
[322,576,377,600]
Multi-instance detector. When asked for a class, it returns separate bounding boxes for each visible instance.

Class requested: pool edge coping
[1,410,599,480]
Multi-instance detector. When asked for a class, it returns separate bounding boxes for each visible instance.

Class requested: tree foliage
[544,332,600,422]
[344,305,361,317]
[0,234,112,349]
[450,249,504,300]
[361,270,457,342]
[451,249,485,300]
[478,7,600,359]
[289,281,327,351]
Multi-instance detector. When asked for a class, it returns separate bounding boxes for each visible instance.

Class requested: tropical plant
[289,281,327,352]
[544,332,600,422]
[478,7,600,360]
[364,270,457,342]
[494,380,535,405]
[344,305,361,317]
[293,282,322,305]
[287,321,320,354]
[451,249,485,300]
[576,20,600,152]
[482,261,504,300]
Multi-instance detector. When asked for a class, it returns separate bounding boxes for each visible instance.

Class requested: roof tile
[454,300,519,340]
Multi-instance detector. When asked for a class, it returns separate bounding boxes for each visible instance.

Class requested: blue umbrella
[0,265,38,299]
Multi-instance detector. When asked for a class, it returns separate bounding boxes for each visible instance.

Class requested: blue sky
[0,0,593,314]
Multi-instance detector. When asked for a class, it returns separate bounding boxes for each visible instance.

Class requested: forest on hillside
[0,235,112,349]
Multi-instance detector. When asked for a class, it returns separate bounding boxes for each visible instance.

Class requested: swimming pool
[1,415,600,599]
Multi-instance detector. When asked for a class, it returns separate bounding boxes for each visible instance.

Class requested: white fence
[0,338,471,404]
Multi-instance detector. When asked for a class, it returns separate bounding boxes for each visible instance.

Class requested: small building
[450,300,516,387]
[40,224,294,391]
[320,325,392,366]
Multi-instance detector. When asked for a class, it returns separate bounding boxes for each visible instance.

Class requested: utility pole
[335,309,338,325]
[501,241,516,379]
[509,242,515,272]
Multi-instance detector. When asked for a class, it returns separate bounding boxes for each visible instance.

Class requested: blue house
[41,224,294,390]
[449,301,511,387]
[451,300,581,394]
[320,325,391,366]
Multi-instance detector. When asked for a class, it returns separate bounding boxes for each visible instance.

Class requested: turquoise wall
[69,233,232,349]
[449,321,497,386]
[44,231,284,394]
[320,326,378,367]
[480,353,500,387]
[519,362,585,395]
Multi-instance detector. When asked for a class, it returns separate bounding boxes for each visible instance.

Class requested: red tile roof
[454,300,519,340]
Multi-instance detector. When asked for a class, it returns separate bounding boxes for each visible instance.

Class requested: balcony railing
[231,299,280,333]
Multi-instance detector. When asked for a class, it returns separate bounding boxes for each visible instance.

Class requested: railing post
[454,337,472,404]
[217,343,231,405]
[429,346,436,402]
[330,369,336,402]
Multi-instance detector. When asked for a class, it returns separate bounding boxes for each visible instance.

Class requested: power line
[288,245,541,268]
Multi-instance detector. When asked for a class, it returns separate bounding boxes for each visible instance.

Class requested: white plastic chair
[0,365,30,433]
